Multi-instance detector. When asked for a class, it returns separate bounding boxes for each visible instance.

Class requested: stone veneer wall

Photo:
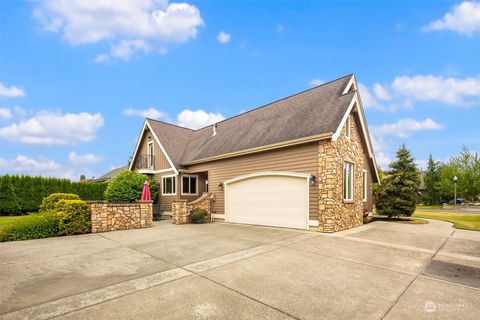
[172,193,212,224]
[318,113,365,232]
[88,200,153,233]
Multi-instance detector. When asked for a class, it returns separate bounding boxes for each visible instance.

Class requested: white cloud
[309,79,324,87]
[391,75,480,106]
[0,108,12,120]
[0,111,104,145]
[371,118,442,139]
[375,151,392,168]
[123,107,167,120]
[0,83,25,98]
[276,24,285,34]
[0,155,61,174]
[422,1,480,35]
[360,74,480,110]
[217,31,231,44]
[34,0,204,61]
[177,109,225,129]
[371,118,442,169]
[68,152,102,165]
[373,83,392,101]
[0,154,97,181]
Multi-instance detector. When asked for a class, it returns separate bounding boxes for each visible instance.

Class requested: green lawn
[0,216,22,230]
[413,211,480,232]
[416,205,445,210]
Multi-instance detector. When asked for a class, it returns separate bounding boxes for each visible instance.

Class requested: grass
[413,211,480,231]
[372,216,429,225]
[416,205,445,210]
[0,216,23,230]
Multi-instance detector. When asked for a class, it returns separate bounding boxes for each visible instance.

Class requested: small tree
[377,145,420,218]
[424,154,441,205]
[104,171,158,203]
[0,175,20,215]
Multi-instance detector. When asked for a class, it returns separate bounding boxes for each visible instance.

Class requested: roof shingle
[147,74,355,167]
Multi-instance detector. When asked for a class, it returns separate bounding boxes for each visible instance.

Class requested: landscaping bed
[372,216,429,225]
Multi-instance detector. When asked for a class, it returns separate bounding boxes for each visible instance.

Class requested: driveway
[0,219,479,319]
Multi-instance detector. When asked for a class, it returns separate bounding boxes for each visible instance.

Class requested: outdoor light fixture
[453,176,458,210]
[310,175,317,185]
[218,182,224,190]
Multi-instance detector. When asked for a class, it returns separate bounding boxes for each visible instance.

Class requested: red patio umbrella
[141,180,151,201]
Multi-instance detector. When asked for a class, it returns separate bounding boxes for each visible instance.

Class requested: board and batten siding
[136,130,171,170]
[187,142,320,220]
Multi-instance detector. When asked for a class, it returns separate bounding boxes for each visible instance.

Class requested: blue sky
[1,0,479,180]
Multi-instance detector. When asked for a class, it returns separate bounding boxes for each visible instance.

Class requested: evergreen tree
[424,154,441,205]
[377,145,420,218]
[0,175,21,215]
[14,175,38,213]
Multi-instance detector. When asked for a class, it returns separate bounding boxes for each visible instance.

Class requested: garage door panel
[226,174,308,230]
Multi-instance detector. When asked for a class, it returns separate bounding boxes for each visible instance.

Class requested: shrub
[55,200,91,235]
[39,193,81,212]
[0,212,60,241]
[0,175,20,215]
[104,171,158,203]
[190,208,206,223]
[0,175,107,215]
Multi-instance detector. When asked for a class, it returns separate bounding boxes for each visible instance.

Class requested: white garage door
[225,172,309,230]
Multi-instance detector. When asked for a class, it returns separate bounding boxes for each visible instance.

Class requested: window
[162,175,176,195]
[147,141,154,169]
[343,162,354,201]
[182,175,198,195]
[362,170,367,202]
[346,116,351,139]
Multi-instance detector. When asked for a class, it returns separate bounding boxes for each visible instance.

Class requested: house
[93,166,128,183]
[129,74,379,232]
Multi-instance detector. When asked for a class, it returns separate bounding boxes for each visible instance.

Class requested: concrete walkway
[0,219,479,319]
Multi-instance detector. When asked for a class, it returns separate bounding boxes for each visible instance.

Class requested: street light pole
[453,176,458,210]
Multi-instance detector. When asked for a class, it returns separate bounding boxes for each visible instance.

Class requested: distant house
[94,166,128,183]
[129,74,379,233]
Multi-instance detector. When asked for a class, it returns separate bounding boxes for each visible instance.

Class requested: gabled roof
[95,166,127,182]
[135,74,379,182]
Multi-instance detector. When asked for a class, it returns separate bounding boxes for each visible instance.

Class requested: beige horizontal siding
[187,142,319,220]
[136,130,171,170]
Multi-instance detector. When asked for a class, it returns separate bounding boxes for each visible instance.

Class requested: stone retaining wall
[87,200,153,233]
[172,193,212,224]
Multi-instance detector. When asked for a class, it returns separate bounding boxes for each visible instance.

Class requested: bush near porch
[104,171,158,203]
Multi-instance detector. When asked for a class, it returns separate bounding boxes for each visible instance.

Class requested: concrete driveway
[0,219,479,320]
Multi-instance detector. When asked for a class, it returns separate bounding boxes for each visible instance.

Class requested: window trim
[345,116,351,139]
[362,169,367,203]
[343,161,354,202]
[162,174,177,196]
[181,174,199,196]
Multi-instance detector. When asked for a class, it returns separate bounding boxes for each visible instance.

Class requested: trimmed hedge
[39,193,81,212]
[104,171,158,203]
[0,212,60,241]
[55,200,91,235]
[0,175,107,216]
[0,194,92,241]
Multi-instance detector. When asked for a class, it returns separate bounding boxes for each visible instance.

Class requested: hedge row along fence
[0,175,107,216]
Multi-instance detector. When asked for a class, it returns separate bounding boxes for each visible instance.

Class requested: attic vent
[212,123,217,137]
